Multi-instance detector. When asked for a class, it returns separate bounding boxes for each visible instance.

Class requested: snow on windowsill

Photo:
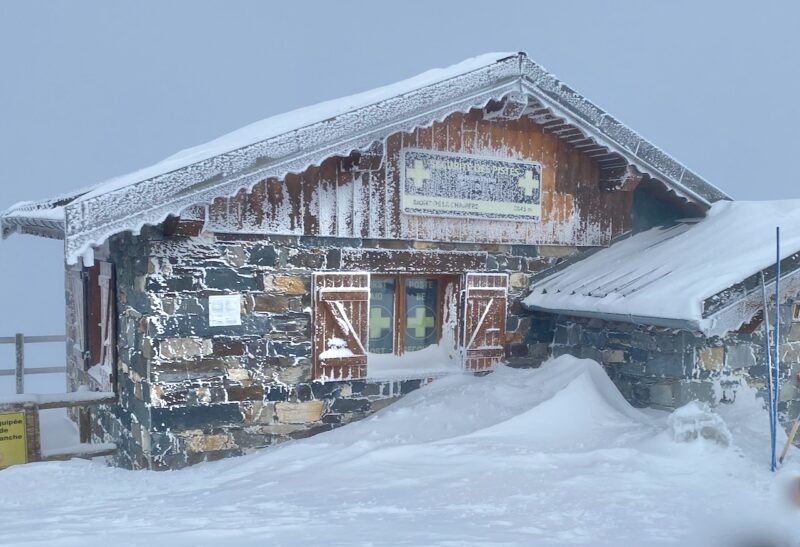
[366,344,464,382]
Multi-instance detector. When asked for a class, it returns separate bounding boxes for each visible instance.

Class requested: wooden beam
[163,215,205,237]
[483,92,529,121]
[40,443,117,462]
[600,165,645,192]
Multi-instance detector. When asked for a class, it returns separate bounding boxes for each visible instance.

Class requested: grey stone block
[725,344,757,370]
[645,353,688,378]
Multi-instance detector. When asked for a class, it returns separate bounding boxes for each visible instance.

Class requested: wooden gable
[204,107,635,247]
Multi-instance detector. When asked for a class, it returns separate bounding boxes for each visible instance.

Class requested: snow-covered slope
[0,356,797,546]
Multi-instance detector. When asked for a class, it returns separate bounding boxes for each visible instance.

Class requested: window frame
[369,273,459,356]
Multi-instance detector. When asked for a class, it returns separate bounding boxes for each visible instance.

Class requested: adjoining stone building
[3,51,790,471]
[524,200,800,419]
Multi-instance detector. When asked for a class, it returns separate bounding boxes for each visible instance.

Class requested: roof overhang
[525,304,699,332]
[526,240,800,339]
[1,52,730,264]
[1,214,65,241]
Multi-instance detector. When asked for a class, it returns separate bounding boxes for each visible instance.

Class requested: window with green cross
[404,278,438,352]
[368,278,395,354]
[369,276,446,355]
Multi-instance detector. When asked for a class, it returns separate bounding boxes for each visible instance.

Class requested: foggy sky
[1,0,798,349]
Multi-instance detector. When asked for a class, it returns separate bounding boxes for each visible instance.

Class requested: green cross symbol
[407,306,435,338]
[370,306,392,339]
[517,169,540,197]
[406,159,431,188]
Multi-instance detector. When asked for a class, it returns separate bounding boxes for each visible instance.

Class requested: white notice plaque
[208,294,242,327]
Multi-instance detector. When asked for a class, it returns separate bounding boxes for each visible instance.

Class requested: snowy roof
[1,52,729,264]
[524,200,800,336]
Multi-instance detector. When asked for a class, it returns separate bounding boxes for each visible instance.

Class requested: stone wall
[84,226,581,470]
[549,299,800,425]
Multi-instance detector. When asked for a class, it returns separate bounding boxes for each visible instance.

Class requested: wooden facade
[206,109,633,246]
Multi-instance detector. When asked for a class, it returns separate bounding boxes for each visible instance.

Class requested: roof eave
[517,57,729,207]
[524,303,699,332]
[1,215,65,241]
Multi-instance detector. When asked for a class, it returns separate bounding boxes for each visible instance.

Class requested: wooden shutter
[94,261,116,391]
[312,272,370,381]
[68,268,88,368]
[462,273,508,371]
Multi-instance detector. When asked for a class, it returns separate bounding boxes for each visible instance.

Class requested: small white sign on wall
[208,294,242,327]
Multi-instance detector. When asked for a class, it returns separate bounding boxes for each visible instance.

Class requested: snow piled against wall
[0,355,798,546]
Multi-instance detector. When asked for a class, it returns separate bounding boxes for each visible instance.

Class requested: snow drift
[0,355,797,546]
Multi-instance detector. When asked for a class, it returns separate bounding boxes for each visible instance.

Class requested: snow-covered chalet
[3,52,797,470]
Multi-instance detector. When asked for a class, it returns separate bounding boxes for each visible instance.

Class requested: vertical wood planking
[198,108,632,246]
[312,273,369,380]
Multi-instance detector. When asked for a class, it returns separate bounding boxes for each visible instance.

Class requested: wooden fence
[0,334,66,394]
[0,392,117,466]
[0,334,118,467]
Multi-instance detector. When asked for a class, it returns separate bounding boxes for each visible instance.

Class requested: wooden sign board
[0,412,28,469]
[400,148,542,222]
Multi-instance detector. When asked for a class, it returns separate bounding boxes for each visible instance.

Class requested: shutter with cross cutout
[313,272,370,381]
[462,273,508,371]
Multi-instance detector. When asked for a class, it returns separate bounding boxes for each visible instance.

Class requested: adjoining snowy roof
[1,52,729,264]
[524,200,800,336]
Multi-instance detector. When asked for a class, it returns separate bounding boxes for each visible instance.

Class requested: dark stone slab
[226,384,265,401]
[247,244,277,266]
[330,398,371,413]
[204,268,258,291]
[152,402,244,432]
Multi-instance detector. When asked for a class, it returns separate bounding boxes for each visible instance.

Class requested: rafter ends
[483,92,529,121]
[600,165,645,192]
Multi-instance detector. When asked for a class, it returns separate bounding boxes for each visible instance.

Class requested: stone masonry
[77,225,581,470]
[546,299,800,427]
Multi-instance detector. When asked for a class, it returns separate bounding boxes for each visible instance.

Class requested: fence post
[15,333,24,394]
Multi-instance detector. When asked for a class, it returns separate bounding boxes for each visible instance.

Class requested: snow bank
[667,401,732,446]
[0,355,797,546]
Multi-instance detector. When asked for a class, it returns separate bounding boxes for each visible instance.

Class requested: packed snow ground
[2,356,800,546]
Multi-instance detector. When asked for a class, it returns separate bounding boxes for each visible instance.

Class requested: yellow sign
[0,412,28,468]
[404,195,542,217]
[401,149,542,222]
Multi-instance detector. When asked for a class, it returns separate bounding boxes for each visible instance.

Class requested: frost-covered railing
[0,333,66,394]
[0,390,117,466]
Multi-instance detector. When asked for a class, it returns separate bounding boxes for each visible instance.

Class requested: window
[312,271,508,381]
[793,303,800,322]
[368,276,452,355]
[368,278,395,354]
